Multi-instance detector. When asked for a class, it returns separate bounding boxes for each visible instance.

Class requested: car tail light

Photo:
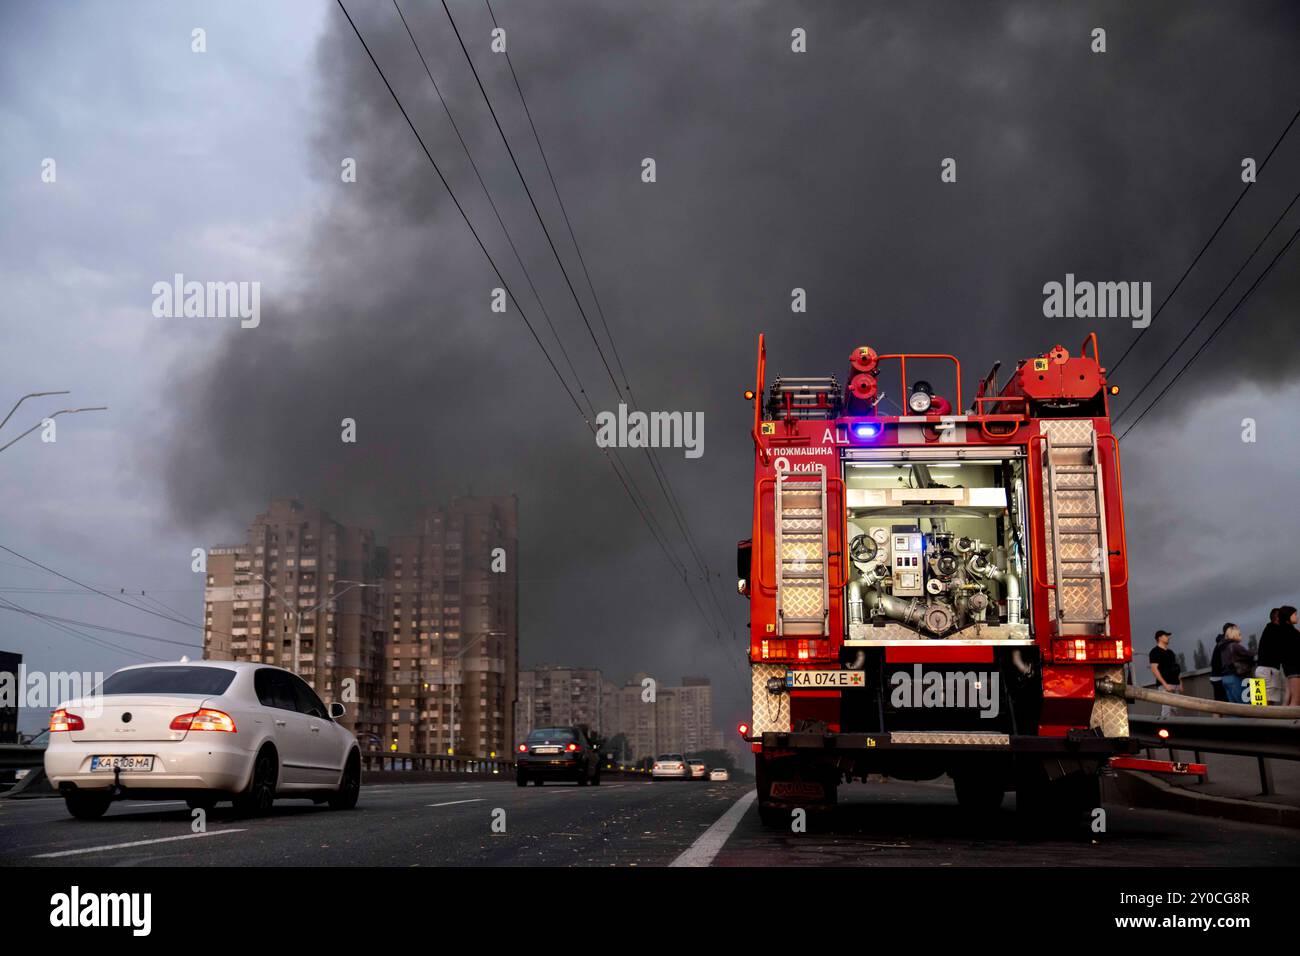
[170,708,237,733]
[517,743,528,753]
[565,742,579,752]
[49,709,84,732]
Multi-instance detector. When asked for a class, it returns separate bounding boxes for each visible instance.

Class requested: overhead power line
[1114,184,1300,426]
[1109,100,1300,377]
[392,0,596,419]
[472,0,735,639]
[0,595,167,662]
[0,543,203,632]
[389,0,695,597]
[439,0,622,396]
[334,0,721,638]
[0,602,200,650]
[1118,222,1300,442]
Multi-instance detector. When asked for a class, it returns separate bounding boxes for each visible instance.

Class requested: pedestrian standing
[1148,630,1181,718]
[1209,626,1228,703]
[1277,606,1300,707]
[1217,624,1252,708]
[1257,607,1287,705]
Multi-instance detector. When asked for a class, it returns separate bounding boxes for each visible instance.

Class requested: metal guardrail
[0,743,45,770]
[360,752,517,775]
[1129,715,1300,762]
[359,752,661,777]
[1129,714,1300,797]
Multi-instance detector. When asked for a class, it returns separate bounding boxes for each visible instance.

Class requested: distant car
[687,758,707,780]
[652,753,690,781]
[709,768,730,782]
[44,661,361,820]
[515,727,601,786]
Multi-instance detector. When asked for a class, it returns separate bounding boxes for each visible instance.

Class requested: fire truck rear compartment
[843,459,1029,642]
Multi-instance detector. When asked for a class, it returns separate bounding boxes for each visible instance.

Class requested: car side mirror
[329,702,347,719]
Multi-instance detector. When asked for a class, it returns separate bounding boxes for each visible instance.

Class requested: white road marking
[669,790,758,867]
[426,798,485,808]
[32,828,247,859]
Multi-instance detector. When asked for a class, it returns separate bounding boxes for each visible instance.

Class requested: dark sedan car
[515,727,601,786]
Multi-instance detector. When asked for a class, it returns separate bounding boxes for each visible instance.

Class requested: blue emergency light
[851,421,882,440]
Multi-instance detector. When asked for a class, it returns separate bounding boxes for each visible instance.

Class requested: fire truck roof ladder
[1041,422,1112,628]
[774,468,830,637]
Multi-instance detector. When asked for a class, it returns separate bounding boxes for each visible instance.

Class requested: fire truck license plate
[787,670,865,689]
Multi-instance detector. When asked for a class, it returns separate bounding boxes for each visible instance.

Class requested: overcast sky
[2,0,1299,733]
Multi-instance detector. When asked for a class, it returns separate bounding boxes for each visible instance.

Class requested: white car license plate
[532,747,560,754]
[787,670,865,689]
[90,755,154,772]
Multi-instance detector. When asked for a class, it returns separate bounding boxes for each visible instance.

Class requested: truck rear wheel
[1016,766,1100,833]
[953,775,1005,814]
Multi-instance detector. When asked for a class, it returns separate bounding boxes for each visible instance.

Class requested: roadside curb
[1107,770,1300,830]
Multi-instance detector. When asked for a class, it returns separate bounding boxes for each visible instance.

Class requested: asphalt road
[1,777,1296,866]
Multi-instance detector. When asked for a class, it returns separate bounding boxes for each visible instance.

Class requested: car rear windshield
[658,754,684,761]
[528,728,576,741]
[99,666,237,697]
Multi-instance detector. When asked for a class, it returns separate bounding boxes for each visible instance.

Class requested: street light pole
[437,628,500,756]
[0,405,108,454]
[247,572,377,676]
[0,391,69,432]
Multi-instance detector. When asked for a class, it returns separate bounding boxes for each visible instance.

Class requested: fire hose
[1095,678,1300,719]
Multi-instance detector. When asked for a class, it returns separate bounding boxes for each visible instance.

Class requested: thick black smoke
[159,0,1300,719]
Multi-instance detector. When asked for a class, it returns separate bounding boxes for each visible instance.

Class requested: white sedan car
[709,768,730,782]
[651,754,690,781]
[45,660,361,820]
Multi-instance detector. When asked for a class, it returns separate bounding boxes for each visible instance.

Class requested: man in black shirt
[1148,630,1181,717]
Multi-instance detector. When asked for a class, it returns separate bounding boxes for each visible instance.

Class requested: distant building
[203,500,387,740]
[516,665,604,741]
[604,674,717,762]
[0,651,20,744]
[203,496,518,759]
[385,497,518,758]
[674,677,715,754]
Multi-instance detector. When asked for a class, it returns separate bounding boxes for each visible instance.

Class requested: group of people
[1147,607,1300,716]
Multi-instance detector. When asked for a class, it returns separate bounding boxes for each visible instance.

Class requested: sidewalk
[1109,747,1300,829]
[1146,748,1300,808]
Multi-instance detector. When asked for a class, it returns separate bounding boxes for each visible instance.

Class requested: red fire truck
[738,333,1149,828]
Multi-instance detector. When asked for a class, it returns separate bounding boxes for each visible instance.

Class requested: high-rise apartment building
[603,674,716,762]
[203,500,387,740]
[203,496,518,756]
[515,666,605,741]
[384,497,518,757]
